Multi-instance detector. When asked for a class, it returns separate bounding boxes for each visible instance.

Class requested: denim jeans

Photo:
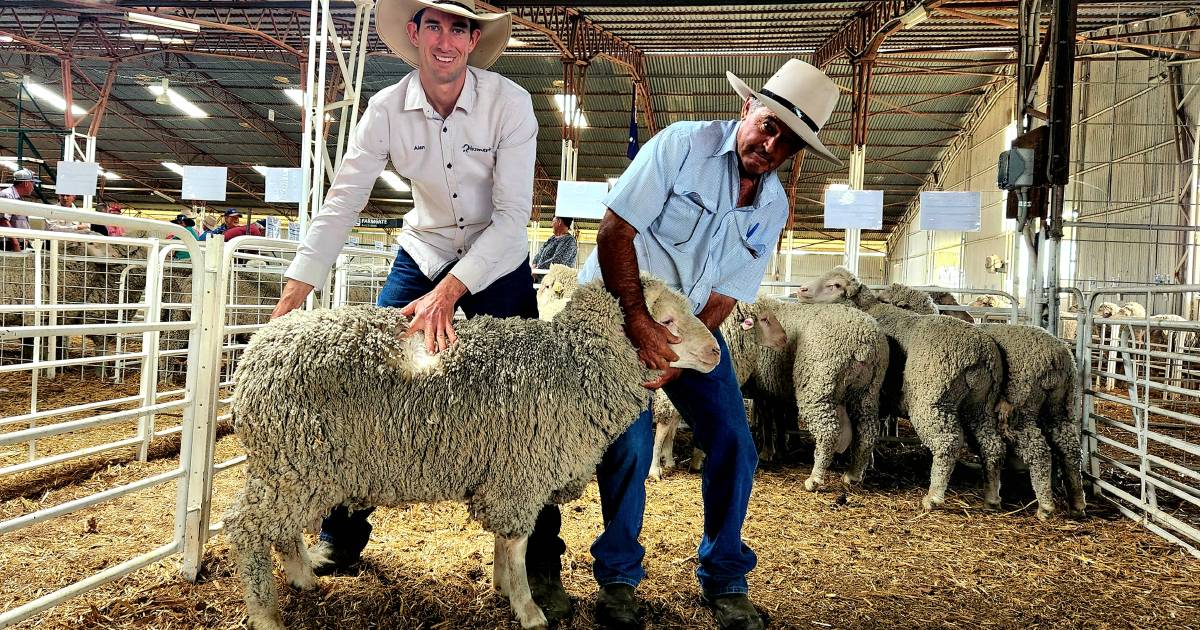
[319,248,566,571]
[590,329,759,596]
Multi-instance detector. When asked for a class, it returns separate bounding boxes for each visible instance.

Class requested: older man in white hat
[575,59,840,630]
[268,0,569,619]
[0,168,39,251]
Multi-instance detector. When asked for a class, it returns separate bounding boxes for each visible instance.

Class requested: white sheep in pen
[224,277,720,630]
[799,267,1006,512]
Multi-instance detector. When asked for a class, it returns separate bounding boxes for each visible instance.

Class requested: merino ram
[799,267,1005,512]
[224,277,720,630]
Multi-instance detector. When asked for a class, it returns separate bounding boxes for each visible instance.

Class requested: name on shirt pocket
[656,189,714,251]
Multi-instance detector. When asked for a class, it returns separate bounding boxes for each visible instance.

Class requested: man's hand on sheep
[271,278,316,320]
[401,274,469,353]
[642,366,682,390]
[625,311,682,387]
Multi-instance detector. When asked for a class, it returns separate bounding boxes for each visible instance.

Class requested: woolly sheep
[746,299,890,491]
[224,277,720,630]
[799,267,1006,511]
[878,284,1085,519]
[977,323,1085,519]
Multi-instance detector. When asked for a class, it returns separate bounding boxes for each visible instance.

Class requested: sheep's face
[741,309,788,350]
[642,279,720,373]
[797,267,858,304]
[536,264,578,322]
[1095,302,1118,318]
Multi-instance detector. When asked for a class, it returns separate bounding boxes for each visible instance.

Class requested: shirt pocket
[655,189,714,251]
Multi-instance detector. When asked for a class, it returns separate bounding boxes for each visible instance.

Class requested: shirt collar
[402,68,478,116]
[712,120,739,157]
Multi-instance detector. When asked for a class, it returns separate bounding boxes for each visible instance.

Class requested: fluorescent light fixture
[507,37,527,47]
[552,94,588,128]
[252,165,270,176]
[283,88,305,107]
[23,80,88,117]
[380,171,411,192]
[899,3,929,29]
[826,182,851,192]
[147,84,208,118]
[101,169,122,181]
[126,12,201,33]
[162,161,185,175]
[120,32,188,45]
[0,158,19,171]
[0,36,13,43]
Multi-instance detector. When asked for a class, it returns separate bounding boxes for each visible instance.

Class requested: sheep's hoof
[288,572,317,591]
[984,499,1002,511]
[1036,506,1055,521]
[514,600,548,629]
[1068,506,1087,520]
[842,472,863,486]
[647,469,662,482]
[246,610,285,630]
[803,477,820,492]
[921,495,944,512]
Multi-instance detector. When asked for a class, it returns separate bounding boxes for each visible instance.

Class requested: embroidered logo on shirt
[462,144,493,154]
[412,145,425,151]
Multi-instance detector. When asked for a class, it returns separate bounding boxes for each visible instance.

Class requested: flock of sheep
[223,263,1101,629]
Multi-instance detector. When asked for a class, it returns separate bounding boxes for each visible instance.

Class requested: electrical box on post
[997,148,1035,190]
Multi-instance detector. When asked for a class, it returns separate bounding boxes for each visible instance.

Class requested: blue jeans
[591,329,759,596]
[319,249,566,570]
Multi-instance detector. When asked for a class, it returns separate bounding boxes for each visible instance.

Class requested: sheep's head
[796,266,862,305]
[1095,302,1119,318]
[970,295,999,308]
[878,284,936,315]
[536,264,579,321]
[640,277,720,373]
[1119,301,1145,318]
[741,308,788,350]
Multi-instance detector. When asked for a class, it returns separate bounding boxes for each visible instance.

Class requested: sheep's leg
[1011,418,1056,520]
[688,447,706,473]
[225,492,284,630]
[756,398,777,463]
[1047,410,1087,518]
[969,417,1006,510]
[277,533,317,590]
[499,534,548,630]
[844,396,879,486]
[910,402,964,511]
[649,415,677,481]
[801,397,840,492]
[493,535,509,595]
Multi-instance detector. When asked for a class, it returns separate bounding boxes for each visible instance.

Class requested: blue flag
[626,91,639,160]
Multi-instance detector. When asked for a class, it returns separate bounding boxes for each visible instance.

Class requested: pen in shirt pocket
[744,222,761,258]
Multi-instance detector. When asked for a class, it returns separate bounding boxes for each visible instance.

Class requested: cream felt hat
[376,0,511,70]
[727,58,842,164]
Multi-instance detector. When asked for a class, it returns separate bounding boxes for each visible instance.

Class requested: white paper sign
[374,241,385,252]
[264,167,303,203]
[286,222,300,241]
[919,191,982,232]
[348,236,359,247]
[824,189,883,230]
[264,216,281,239]
[182,165,228,201]
[55,161,100,196]
[555,180,609,220]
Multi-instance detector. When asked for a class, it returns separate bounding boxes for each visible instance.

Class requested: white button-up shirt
[285,67,538,294]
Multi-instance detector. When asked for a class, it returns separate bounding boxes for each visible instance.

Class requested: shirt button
[458,217,464,222]
[443,127,448,133]
[457,249,463,255]
[459,225,465,230]
[447,163,452,169]
[452,193,458,199]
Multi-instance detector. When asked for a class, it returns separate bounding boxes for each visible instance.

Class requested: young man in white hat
[576,59,841,630]
[268,0,572,621]
[0,168,39,251]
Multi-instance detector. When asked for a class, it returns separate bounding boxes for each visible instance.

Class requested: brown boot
[704,593,766,630]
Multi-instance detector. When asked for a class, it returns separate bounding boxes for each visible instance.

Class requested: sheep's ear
[844,276,862,298]
[640,278,667,309]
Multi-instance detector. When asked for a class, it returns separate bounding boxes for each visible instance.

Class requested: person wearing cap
[200,208,242,240]
[44,194,93,235]
[575,59,841,630]
[167,213,200,259]
[0,168,39,251]
[266,0,567,619]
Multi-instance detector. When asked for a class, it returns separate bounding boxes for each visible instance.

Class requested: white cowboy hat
[376,0,511,70]
[727,59,842,165]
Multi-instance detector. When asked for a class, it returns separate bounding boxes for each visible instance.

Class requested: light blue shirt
[578,120,787,313]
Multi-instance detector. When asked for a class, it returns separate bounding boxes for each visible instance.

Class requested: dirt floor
[3,423,1200,630]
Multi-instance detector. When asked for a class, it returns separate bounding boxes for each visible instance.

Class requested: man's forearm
[596,210,650,323]
[697,292,737,332]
